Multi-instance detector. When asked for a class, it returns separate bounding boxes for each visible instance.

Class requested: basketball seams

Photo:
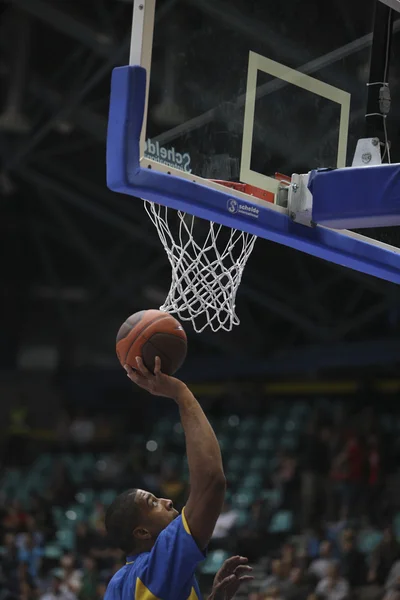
[120,313,171,363]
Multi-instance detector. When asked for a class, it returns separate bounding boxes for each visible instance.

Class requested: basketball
[116,310,187,376]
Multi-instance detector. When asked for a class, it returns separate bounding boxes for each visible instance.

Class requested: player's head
[105,488,178,554]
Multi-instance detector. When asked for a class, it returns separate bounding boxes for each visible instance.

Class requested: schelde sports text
[144,139,192,173]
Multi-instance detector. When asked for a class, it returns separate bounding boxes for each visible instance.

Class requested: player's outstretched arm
[126,356,226,550]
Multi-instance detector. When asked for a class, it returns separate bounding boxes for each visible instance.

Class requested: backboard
[107,0,400,285]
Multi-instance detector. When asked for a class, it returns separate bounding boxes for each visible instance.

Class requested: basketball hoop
[143,181,266,332]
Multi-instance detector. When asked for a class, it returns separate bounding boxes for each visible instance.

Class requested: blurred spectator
[260,559,291,595]
[40,573,77,600]
[366,434,383,526]
[79,557,98,600]
[285,567,314,600]
[75,523,94,557]
[339,529,366,587]
[345,433,364,520]
[159,466,187,507]
[210,501,239,550]
[315,563,349,600]
[18,532,43,579]
[273,451,298,510]
[69,411,95,448]
[59,553,82,594]
[369,527,400,585]
[308,540,335,580]
[300,423,331,528]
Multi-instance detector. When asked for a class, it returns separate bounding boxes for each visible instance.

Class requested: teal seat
[269,510,293,533]
[257,437,275,452]
[153,418,174,435]
[280,434,298,450]
[217,434,232,453]
[240,417,259,434]
[236,509,250,527]
[262,489,282,507]
[44,545,62,559]
[99,489,117,506]
[283,419,299,432]
[227,456,246,472]
[357,530,382,554]
[394,513,400,539]
[249,456,269,471]
[232,436,253,453]
[232,490,256,508]
[261,417,280,434]
[56,530,75,550]
[199,550,230,575]
[76,489,95,506]
[65,505,85,521]
[242,473,263,489]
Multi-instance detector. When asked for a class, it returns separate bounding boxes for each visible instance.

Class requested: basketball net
[144,198,257,333]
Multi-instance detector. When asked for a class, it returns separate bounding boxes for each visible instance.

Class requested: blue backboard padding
[310,165,400,228]
[106,65,400,284]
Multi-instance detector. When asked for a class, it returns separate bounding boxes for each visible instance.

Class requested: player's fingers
[234,565,253,577]
[222,556,247,570]
[237,576,254,584]
[135,356,153,378]
[124,364,135,377]
[215,575,236,590]
[154,356,162,375]
[127,368,148,388]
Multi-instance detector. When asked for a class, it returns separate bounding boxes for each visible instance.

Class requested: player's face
[135,489,179,539]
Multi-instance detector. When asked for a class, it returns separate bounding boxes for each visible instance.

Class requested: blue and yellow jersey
[105,509,205,600]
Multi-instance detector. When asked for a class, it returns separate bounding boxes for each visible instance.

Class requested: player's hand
[208,556,253,600]
[124,356,187,399]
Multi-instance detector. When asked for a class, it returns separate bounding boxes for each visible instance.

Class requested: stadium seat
[357,530,383,554]
[44,545,63,559]
[232,490,256,509]
[56,530,75,550]
[199,550,230,574]
[268,510,293,533]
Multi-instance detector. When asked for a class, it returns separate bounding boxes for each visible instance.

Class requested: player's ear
[133,526,151,540]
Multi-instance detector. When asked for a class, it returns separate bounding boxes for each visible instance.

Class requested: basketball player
[104,356,252,600]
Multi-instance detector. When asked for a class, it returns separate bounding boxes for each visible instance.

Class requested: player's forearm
[176,385,225,489]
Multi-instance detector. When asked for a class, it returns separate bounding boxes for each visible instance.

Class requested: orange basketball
[116,309,187,375]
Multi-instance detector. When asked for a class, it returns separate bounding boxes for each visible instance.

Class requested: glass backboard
[128,0,400,250]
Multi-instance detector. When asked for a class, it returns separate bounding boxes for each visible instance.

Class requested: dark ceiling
[1,0,400,378]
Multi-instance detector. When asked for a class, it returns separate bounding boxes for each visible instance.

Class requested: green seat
[269,510,293,533]
[199,550,230,575]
